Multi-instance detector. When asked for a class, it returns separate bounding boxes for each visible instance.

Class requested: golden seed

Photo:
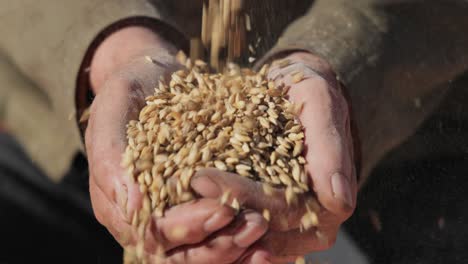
[220,190,231,205]
[145,55,153,63]
[276,59,291,68]
[271,176,281,185]
[310,211,319,226]
[176,50,188,65]
[276,158,286,168]
[268,81,275,89]
[176,180,183,196]
[270,151,277,165]
[291,160,301,182]
[143,194,151,212]
[293,141,304,157]
[242,143,250,153]
[262,183,274,196]
[186,145,201,165]
[295,256,306,264]
[226,157,239,165]
[292,102,304,116]
[123,47,313,263]
[316,230,328,245]
[276,145,289,157]
[231,198,240,212]
[131,211,139,227]
[262,209,271,222]
[234,133,251,142]
[279,173,293,186]
[139,185,147,194]
[214,160,228,171]
[285,186,297,206]
[288,132,304,141]
[292,71,304,83]
[197,123,206,131]
[245,14,252,31]
[298,156,306,164]
[144,171,152,186]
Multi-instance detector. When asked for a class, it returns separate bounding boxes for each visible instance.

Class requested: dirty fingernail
[331,173,353,209]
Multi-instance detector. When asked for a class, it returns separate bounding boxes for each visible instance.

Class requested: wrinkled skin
[191,52,357,263]
[85,27,269,264]
[85,27,356,264]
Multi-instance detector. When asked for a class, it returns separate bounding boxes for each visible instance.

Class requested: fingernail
[204,209,234,232]
[234,212,267,248]
[331,173,353,209]
[191,174,222,198]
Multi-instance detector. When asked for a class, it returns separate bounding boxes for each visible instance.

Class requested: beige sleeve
[260,0,468,185]
[0,0,181,179]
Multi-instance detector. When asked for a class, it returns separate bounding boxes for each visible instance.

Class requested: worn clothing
[0,0,467,186]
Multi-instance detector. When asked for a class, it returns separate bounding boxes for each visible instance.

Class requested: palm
[191,52,357,263]
[86,54,269,263]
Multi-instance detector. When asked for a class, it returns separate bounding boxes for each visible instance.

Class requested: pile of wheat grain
[121,53,319,262]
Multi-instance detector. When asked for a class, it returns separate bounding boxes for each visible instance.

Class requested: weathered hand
[191,52,357,263]
[85,27,268,263]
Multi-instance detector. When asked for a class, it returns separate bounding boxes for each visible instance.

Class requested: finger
[260,227,338,263]
[163,210,268,264]
[92,171,238,254]
[86,78,147,218]
[288,77,356,219]
[89,175,134,246]
[147,198,237,252]
[86,56,179,223]
[237,247,272,264]
[191,168,310,231]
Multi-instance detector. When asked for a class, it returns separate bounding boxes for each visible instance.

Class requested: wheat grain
[122,54,315,263]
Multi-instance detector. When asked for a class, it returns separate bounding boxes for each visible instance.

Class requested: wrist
[90,26,178,94]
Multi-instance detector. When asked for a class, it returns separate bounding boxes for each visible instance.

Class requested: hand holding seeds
[191,52,357,263]
[85,28,267,263]
[273,52,357,216]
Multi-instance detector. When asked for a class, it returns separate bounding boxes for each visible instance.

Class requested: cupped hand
[191,52,357,263]
[85,27,268,263]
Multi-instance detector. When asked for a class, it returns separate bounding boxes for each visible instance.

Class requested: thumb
[289,77,357,220]
[190,168,311,231]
